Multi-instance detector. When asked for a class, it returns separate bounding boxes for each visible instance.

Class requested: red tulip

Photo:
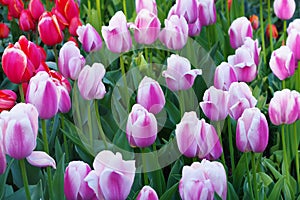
[0,23,9,39]
[55,0,80,23]
[266,24,278,39]
[0,90,17,112]
[28,0,45,21]
[7,0,24,19]
[68,17,82,36]
[249,15,259,30]
[19,9,35,32]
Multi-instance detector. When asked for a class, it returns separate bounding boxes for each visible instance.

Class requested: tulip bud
[58,41,85,80]
[198,0,217,26]
[236,108,269,153]
[159,15,188,50]
[137,76,165,114]
[77,23,102,52]
[249,15,259,30]
[38,12,63,46]
[0,90,17,112]
[269,89,298,125]
[200,86,229,121]
[287,30,300,61]
[266,24,278,39]
[174,0,198,24]
[84,150,136,200]
[179,160,227,200]
[273,0,295,20]
[28,0,45,20]
[19,9,35,32]
[0,23,9,39]
[102,11,132,53]
[228,17,253,49]
[7,0,24,19]
[78,63,106,100]
[287,19,300,35]
[136,0,157,15]
[162,54,202,91]
[269,46,295,80]
[137,186,159,200]
[64,161,96,200]
[214,62,238,91]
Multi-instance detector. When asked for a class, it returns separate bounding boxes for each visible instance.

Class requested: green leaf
[233,153,250,191]
[167,158,184,189]
[5,180,44,200]
[53,154,65,200]
[258,172,273,187]
[268,177,285,200]
[227,181,239,200]
[160,182,179,200]
[0,158,14,199]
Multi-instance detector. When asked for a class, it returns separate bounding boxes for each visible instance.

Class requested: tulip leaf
[167,158,184,189]
[54,138,63,163]
[233,153,251,192]
[148,169,166,197]
[262,158,282,180]
[227,181,239,200]
[0,158,14,199]
[5,180,43,200]
[160,182,179,200]
[258,172,273,187]
[268,176,285,200]
[53,154,65,200]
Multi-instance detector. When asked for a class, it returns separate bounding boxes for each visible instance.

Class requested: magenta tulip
[188,19,202,36]
[102,11,132,53]
[274,0,295,20]
[269,89,298,125]
[269,46,295,80]
[197,0,217,26]
[214,62,238,91]
[287,19,300,34]
[28,0,45,20]
[292,90,300,120]
[242,37,261,66]
[179,160,227,200]
[0,131,6,174]
[236,108,269,153]
[162,54,202,91]
[136,0,157,15]
[137,185,159,200]
[174,0,198,24]
[77,23,102,52]
[84,150,136,200]
[287,30,300,60]
[0,90,17,112]
[19,9,35,32]
[228,17,253,49]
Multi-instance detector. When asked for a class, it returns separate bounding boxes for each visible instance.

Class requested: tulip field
[0,0,300,199]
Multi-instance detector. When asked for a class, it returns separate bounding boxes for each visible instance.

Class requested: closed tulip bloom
[126,104,157,148]
[291,90,300,120]
[102,11,132,53]
[28,0,44,20]
[198,0,217,26]
[287,30,300,60]
[214,62,238,91]
[58,41,85,80]
[78,63,106,100]
[287,19,300,34]
[162,54,202,91]
[0,90,17,112]
[236,108,269,153]
[137,186,159,200]
[200,86,229,121]
[274,0,295,20]
[64,161,96,200]
[174,0,198,24]
[243,37,261,66]
[55,0,80,24]
[159,15,188,50]
[249,15,259,30]
[228,82,257,120]
[136,0,157,15]
[228,17,253,49]
[38,12,63,46]
[179,160,227,200]
[188,19,202,36]
[0,130,6,174]
[0,23,9,39]
[269,46,295,80]
[84,150,136,200]
[269,89,298,125]
[19,9,35,32]
[69,17,82,36]
[137,76,165,114]
[266,24,278,39]
[77,23,102,52]
[7,0,24,19]
[132,9,161,45]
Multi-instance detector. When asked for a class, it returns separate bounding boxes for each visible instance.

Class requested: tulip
[0,90,17,113]
[55,0,80,23]
[249,15,259,30]
[7,0,24,19]
[78,63,106,100]
[236,108,269,153]
[0,23,9,39]
[64,161,96,200]
[269,89,298,125]
[273,0,295,20]
[266,24,278,39]
[159,15,188,50]
[162,54,202,91]
[137,186,159,200]
[84,150,136,200]
[136,0,157,15]
[269,46,295,80]
[228,82,257,120]
[179,160,227,200]
[287,30,300,60]
[287,19,300,34]
[51,7,68,30]
[19,9,35,32]
[38,12,63,46]
[26,151,56,169]
[198,0,217,26]
[28,0,45,20]
[200,86,229,121]
[131,9,161,45]
[69,17,82,36]
[291,90,300,120]
[126,104,158,148]
[58,41,85,80]
[242,37,261,66]
[102,11,132,53]
[214,62,238,91]
[77,23,102,52]
[174,0,198,24]
[188,19,202,37]
[228,16,253,49]
[0,131,6,174]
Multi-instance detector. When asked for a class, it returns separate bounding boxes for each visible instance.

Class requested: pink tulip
[269,89,298,125]
[287,19,300,34]
[174,0,198,24]
[84,150,136,200]
[137,76,165,114]
[132,9,161,45]
[159,15,188,50]
[77,23,102,52]
[126,104,157,148]
[179,160,227,200]
[269,46,295,80]
[236,108,269,153]
[7,0,24,19]
[26,151,56,169]
[58,41,85,80]
[102,11,132,53]
[78,63,106,100]
[162,54,202,91]
[0,130,6,174]
[197,0,217,26]
[64,161,96,200]
[274,0,295,20]
[214,62,238,91]
[292,90,300,120]
[19,9,35,32]
[137,186,159,200]
[136,0,157,15]
[228,82,257,120]
[228,17,253,49]
[287,30,300,61]
[200,86,229,121]
[28,0,45,21]
[188,19,202,36]
[242,37,261,66]
[0,90,17,112]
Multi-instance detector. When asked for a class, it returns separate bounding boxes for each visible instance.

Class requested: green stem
[74,82,83,131]
[294,123,300,187]
[282,79,286,89]
[225,0,230,26]
[283,20,287,44]
[259,0,267,65]
[245,153,254,199]
[96,0,102,27]
[241,0,245,16]
[267,0,273,51]
[192,157,198,162]
[60,115,69,163]
[19,159,31,200]
[123,0,127,18]
[141,148,149,185]
[217,122,226,166]
[94,100,108,149]
[87,101,94,150]
[297,62,300,91]
[228,117,235,173]
[19,84,25,103]
[178,91,185,117]
[282,125,290,183]
[53,45,58,68]
[120,56,130,111]
[251,153,258,200]
[206,27,211,49]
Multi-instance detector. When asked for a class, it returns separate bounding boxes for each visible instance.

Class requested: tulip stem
[293,123,300,187]
[120,56,130,112]
[267,0,273,51]
[73,82,83,131]
[19,159,31,200]
[60,114,69,162]
[251,153,258,200]
[245,153,254,199]
[227,117,235,173]
[281,125,290,183]
[297,62,300,91]
[178,91,185,117]
[216,122,226,166]
[19,84,25,103]
[283,20,287,44]
[225,0,230,26]
[259,0,266,65]
[87,101,94,151]
[141,148,149,185]
[96,0,102,27]
[282,79,286,89]
[94,100,108,149]
[123,0,127,18]
[53,45,58,68]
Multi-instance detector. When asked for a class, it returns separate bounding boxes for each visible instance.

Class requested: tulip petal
[26,151,56,169]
